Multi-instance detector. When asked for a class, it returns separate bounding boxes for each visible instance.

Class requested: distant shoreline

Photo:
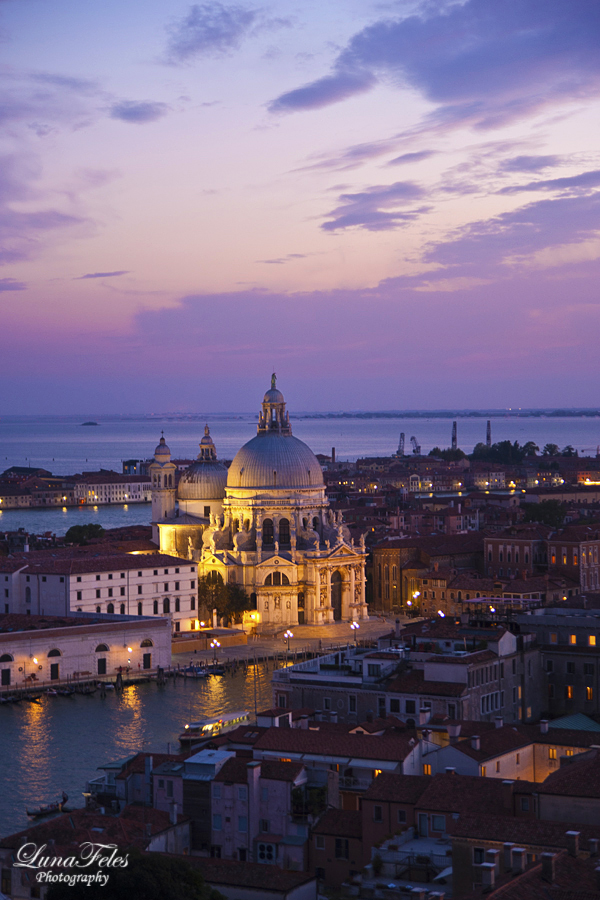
[297,410,600,420]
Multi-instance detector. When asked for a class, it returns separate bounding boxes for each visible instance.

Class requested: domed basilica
[149,377,368,629]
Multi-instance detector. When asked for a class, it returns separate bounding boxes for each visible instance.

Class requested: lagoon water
[1,413,599,535]
[0,665,274,838]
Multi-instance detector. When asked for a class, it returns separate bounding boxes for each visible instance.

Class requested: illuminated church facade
[149,377,368,629]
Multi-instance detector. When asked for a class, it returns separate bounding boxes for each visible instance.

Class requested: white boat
[179,710,250,746]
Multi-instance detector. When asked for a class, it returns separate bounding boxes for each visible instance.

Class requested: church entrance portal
[331,571,342,621]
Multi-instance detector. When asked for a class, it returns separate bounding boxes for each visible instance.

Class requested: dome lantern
[258,373,291,435]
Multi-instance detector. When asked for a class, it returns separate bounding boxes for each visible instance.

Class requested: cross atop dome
[258,375,291,435]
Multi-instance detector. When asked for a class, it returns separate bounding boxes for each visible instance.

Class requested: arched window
[278,518,290,545]
[233,518,240,533]
[244,519,251,532]
[206,571,223,585]
[141,638,154,648]
[302,518,308,529]
[48,649,61,657]
[263,519,274,546]
[0,653,13,663]
[96,606,101,614]
[163,597,170,613]
[312,516,319,531]
[153,600,158,615]
[120,603,125,615]
[250,592,257,609]
[107,603,114,614]
[297,592,305,609]
[95,644,109,653]
[76,607,82,612]
[137,602,143,615]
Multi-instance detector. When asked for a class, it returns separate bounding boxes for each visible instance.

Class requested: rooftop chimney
[447,723,462,743]
[480,862,496,890]
[512,848,526,874]
[540,720,549,734]
[299,715,309,730]
[566,831,580,857]
[502,780,514,810]
[541,852,556,883]
[503,843,515,873]
[330,711,338,724]
[419,708,432,725]
[589,838,599,857]
[486,848,500,874]
[471,735,481,751]
[494,716,504,729]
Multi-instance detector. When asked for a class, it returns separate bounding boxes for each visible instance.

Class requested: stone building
[152,377,368,630]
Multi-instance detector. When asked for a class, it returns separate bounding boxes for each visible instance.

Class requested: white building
[15,553,198,634]
[0,613,171,686]
[72,473,152,506]
[152,377,368,630]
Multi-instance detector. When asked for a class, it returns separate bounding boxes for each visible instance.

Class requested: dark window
[390,698,400,713]
[373,805,383,822]
[120,604,125,614]
[263,519,274,545]
[153,601,158,614]
[175,582,180,591]
[50,663,59,681]
[107,603,114,614]
[405,700,416,714]
[138,602,143,615]
[190,597,196,610]
[96,589,101,599]
[279,518,290,545]
[120,587,125,596]
[143,653,151,669]
[585,663,594,676]
[474,848,485,864]
[137,585,142,594]
[77,592,82,601]
[97,658,107,676]
[175,598,180,612]
[1,669,10,686]
[335,838,349,860]
[397,809,406,824]
[204,506,210,517]
[163,597,170,613]
[567,662,575,674]
[108,588,113,598]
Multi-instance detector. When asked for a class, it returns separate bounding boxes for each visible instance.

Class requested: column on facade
[349,565,356,621]
[326,567,333,623]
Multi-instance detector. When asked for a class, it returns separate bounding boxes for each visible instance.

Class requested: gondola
[26,793,69,818]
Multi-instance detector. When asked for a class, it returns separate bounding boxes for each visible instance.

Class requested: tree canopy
[46,849,224,900]
[523,499,567,529]
[428,447,467,461]
[197,574,253,624]
[65,523,105,545]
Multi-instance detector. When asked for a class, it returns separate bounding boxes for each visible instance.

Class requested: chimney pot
[471,735,481,751]
[494,716,504,729]
[486,849,501,874]
[503,843,515,872]
[419,708,431,725]
[566,831,580,857]
[540,719,549,734]
[512,848,526,874]
[541,852,556,883]
[480,862,496,888]
[589,838,599,857]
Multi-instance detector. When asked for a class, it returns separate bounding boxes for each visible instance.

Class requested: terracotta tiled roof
[0,805,178,852]
[253,728,416,762]
[539,750,600,798]
[312,809,362,839]
[449,814,600,849]
[451,726,534,761]
[416,772,535,816]
[115,752,185,780]
[214,757,304,784]
[471,850,600,900]
[387,669,467,697]
[22,553,190,576]
[362,773,432,804]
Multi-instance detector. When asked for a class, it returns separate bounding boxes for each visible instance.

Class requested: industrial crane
[410,435,421,455]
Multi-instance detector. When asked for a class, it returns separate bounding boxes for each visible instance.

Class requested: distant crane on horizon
[410,435,421,455]
[397,432,405,457]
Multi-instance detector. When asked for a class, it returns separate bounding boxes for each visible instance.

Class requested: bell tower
[258,373,291,435]
[149,434,177,542]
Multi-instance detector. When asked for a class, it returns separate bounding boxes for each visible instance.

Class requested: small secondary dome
[178,425,227,501]
[154,435,171,458]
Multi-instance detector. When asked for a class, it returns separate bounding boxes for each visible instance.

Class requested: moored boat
[178,710,250,747]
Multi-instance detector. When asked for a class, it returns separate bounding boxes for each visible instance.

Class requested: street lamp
[210,639,220,663]
[350,621,360,645]
[284,630,293,652]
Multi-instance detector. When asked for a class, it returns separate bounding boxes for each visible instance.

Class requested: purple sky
[1,0,599,413]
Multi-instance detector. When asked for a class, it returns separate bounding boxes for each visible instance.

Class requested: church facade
[150,377,368,630]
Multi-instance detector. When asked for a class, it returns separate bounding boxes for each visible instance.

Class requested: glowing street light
[210,639,220,663]
[350,621,360,645]
[438,610,445,618]
[284,630,293,651]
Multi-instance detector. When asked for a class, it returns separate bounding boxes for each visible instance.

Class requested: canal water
[0,664,274,838]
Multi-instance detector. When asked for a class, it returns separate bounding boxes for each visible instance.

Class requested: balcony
[87,777,117,796]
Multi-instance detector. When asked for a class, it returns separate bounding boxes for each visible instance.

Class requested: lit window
[550,633,557,644]
[548,748,557,759]
[373,769,382,778]
[569,634,577,645]
[566,686,573,699]
[590,636,597,646]
[587,686,594,701]
[480,766,487,777]
[423,764,432,775]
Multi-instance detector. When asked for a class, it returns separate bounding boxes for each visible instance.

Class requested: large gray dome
[227,432,324,490]
[178,461,227,500]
